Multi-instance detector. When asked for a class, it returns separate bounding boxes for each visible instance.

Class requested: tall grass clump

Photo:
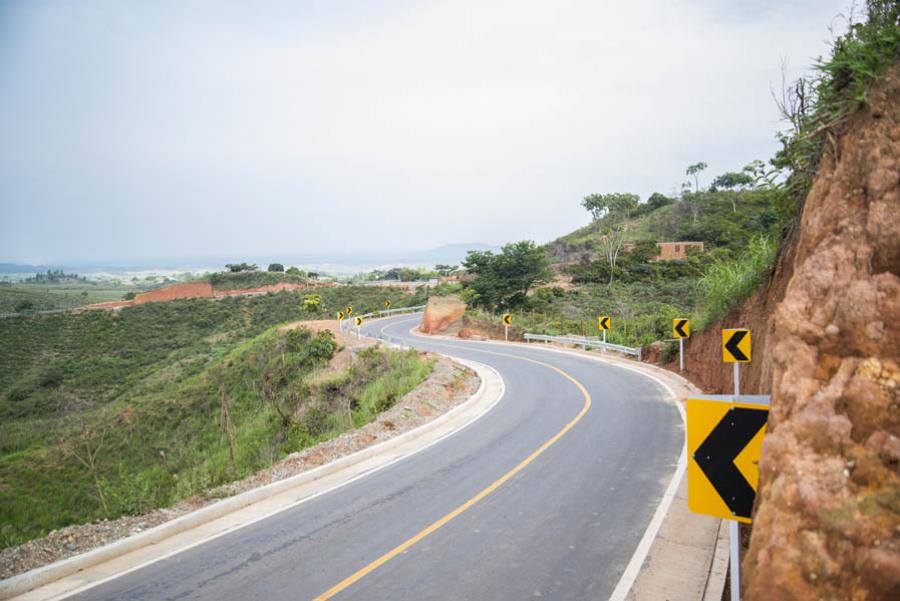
[698,236,777,324]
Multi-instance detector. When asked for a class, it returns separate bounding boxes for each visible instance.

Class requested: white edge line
[398,316,691,601]
[28,357,505,601]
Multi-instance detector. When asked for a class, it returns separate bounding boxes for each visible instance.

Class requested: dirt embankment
[85,281,321,310]
[420,295,467,335]
[741,63,900,601]
[668,64,899,599]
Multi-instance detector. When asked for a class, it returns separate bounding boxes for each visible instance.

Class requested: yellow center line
[312,349,592,600]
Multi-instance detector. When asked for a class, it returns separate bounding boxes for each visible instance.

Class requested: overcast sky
[1,0,849,264]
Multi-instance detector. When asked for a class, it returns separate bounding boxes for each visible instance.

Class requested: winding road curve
[68,314,683,601]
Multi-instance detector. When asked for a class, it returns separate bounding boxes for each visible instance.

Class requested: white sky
[0,0,850,263]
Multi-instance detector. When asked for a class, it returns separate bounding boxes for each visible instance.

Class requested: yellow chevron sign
[598,316,610,331]
[722,329,751,362]
[337,311,345,320]
[687,397,768,522]
[673,318,690,338]
[502,313,512,326]
[355,317,363,327]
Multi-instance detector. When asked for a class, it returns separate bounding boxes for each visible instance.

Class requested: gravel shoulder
[0,328,479,581]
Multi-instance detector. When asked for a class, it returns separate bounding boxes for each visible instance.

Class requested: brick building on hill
[622,241,704,261]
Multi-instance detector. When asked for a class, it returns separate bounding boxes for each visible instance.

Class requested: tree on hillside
[646,192,674,211]
[434,264,457,277]
[225,263,258,272]
[680,178,702,226]
[630,239,659,263]
[581,193,639,284]
[598,221,630,284]
[709,170,755,213]
[709,171,755,192]
[581,192,640,221]
[686,162,708,193]
[462,241,552,310]
[285,266,302,275]
[267,263,285,272]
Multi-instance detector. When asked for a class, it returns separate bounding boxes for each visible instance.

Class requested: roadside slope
[743,62,900,600]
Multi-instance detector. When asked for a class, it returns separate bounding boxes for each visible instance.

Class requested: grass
[0,283,145,314]
[0,285,428,549]
[697,236,777,325]
[207,270,310,291]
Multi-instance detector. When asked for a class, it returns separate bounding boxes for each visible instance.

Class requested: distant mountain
[0,263,60,273]
[0,244,502,277]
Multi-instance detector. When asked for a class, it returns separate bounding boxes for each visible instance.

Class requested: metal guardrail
[523,333,642,359]
[339,305,425,331]
[340,305,425,348]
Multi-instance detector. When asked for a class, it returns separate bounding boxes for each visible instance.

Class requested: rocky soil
[742,64,900,599]
[0,323,479,581]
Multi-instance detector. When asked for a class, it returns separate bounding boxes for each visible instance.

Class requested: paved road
[70,314,682,601]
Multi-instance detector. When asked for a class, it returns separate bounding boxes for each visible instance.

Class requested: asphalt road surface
[69,314,683,601]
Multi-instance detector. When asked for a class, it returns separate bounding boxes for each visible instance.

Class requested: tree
[267,263,285,272]
[302,294,321,311]
[686,162,708,192]
[434,264,457,277]
[462,241,552,310]
[285,266,302,275]
[598,222,630,284]
[630,239,659,263]
[709,171,755,213]
[581,193,640,221]
[709,171,755,192]
[225,263,258,273]
[646,192,674,211]
[581,193,639,284]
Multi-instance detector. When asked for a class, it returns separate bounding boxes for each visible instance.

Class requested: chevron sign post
[707,327,756,601]
[673,318,690,371]
[687,394,768,601]
[598,316,610,344]
[687,398,768,522]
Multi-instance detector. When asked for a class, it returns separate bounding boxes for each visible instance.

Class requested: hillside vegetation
[452,181,784,349]
[0,286,425,549]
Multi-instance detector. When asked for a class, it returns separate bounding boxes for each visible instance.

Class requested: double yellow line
[313,349,592,600]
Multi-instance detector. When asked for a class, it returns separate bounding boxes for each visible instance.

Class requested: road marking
[312,343,591,601]
[377,314,690,601]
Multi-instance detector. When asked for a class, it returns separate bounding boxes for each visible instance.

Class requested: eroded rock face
[420,295,466,335]
[744,64,900,600]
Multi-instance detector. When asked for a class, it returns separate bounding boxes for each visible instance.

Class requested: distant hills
[0,243,503,277]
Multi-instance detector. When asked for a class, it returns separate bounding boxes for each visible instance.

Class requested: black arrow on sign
[694,407,767,518]
[675,319,689,337]
[600,317,610,329]
[724,330,748,361]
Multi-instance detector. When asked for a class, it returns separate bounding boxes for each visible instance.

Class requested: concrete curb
[702,520,730,601]
[0,357,504,600]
